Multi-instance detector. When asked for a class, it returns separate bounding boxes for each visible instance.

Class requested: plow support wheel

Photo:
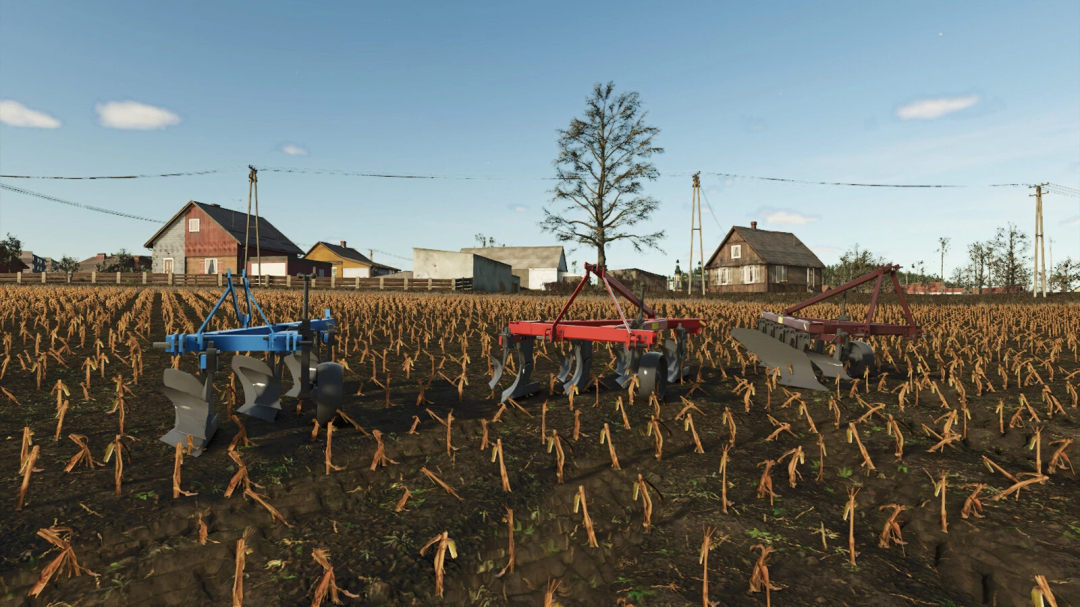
[160,368,218,456]
[314,362,344,425]
[636,352,667,400]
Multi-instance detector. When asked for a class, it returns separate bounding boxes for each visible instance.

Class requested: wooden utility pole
[1031,184,1047,297]
[245,166,262,284]
[688,172,705,296]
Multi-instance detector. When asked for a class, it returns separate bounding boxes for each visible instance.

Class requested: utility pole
[1031,184,1047,297]
[245,166,263,285]
[688,172,705,296]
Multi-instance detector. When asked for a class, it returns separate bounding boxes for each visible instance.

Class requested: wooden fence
[0,272,472,292]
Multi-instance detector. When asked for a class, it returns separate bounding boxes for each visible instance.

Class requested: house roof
[305,242,400,272]
[458,246,566,270]
[706,227,824,268]
[143,201,302,255]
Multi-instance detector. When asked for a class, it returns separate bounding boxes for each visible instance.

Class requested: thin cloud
[761,208,819,225]
[0,100,61,128]
[896,94,980,120]
[508,204,529,212]
[1064,215,1080,227]
[280,143,309,156]
[96,100,181,130]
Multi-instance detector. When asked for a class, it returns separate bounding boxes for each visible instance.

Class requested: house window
[772,265,788,283]
[743,265,755,284]
[731,244,742,259]
[718,268,731,285]
[331,266,338,277]
[163,258,174,273]
[188,218,200,232]
[807,267,814,286]
[204,258,217,274]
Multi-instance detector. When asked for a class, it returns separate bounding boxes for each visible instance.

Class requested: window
[188,218,200,232]
[731,244,741,259]
[743,265,755,284]
[772,265,788,283]
[203,258,217,274]
[163,258,174,273]
[331,266,338,277]
[718,268,730,285]
[807,267,814,286]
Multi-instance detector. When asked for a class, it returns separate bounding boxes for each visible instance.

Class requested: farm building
[704,222,824,293]
[77,252,152,273]
[144,201,307,275]
[0,257,28,273]
[19,251,49,273]
[304,241,399,278]
[458,246,566,290]
[609,268,668,294]
[413,248,518,293]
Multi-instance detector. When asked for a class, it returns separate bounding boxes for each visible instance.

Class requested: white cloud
[1064,215,1080,227]
[0,100,61,128]
[95,100,181,130]
[896,94,980,120]
[280,143,309,156]
[508,204,529,212]
[764,209,819,225]
[812,247,840,255]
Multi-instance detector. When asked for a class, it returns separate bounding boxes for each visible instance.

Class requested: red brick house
[144,201,322,276]
[704,222,825,293]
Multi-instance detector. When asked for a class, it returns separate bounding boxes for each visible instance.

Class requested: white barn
[458,246,567,290]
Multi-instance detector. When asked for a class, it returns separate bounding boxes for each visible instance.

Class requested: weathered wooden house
[704,222,824,293]
[144,201,313,275]
[304,241,399,278]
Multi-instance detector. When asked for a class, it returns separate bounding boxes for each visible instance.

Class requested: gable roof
[458,246,566,271]
[306,241,400,272]
[706,226,824,268]
[143,201,302,255]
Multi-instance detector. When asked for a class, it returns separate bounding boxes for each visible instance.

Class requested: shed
[458,246,566,290]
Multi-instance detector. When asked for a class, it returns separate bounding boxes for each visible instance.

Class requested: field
[0,285,1078,607]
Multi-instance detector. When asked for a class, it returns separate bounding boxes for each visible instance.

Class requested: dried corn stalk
[684,413,705,453]
[778,445,805,488]
[846,423,876,471]
[600,423,621,470]
[1032,575,1058,607]
[574,485,599,547]
[756,460,778,505]
[244,487,292,527]
[960,484,986,519]
[748,544,779,607]
[28,527,98,598]
[421,466,463,501]
[325,420,345,475]
[719,444,733,513]
[497,507,515,577]
[394,486,412,512]
[232,529,250,606]
[700,526,716,607]
[843,487,860,566]
[17,445,41,510]
[311,548,359,606]
[877,504,907,550]
[492,438,511,492]
[63,434,101,472]
[173,442,198,498]
[419,531,457,598]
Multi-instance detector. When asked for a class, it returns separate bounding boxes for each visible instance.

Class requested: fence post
[331,275,336,289]
[41,272,47,284]
[116,272,121,284]
[142,272,147,285]
[379,276,384,290]
[91,271,96,284]
[428,278,433,291]
[16,271,21,284]
[67,272,71,284]
[168,272,174,286]
[355,276,360,289]
[218,273,223,287]
[403,277,409,291]
[452,278,456,291]
[287,274,291,288]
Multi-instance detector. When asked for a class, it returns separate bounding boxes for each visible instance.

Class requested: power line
[0,168,231,180]
[698,188,725,233]
[693,171,1029,189]
[369,248,412,262]
[0,183,163,223]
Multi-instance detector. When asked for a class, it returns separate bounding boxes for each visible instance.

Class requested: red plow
[731,264,922,391]
[489,263,705,402]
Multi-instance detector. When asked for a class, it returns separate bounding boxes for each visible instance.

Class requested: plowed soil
[1,286,1077,607]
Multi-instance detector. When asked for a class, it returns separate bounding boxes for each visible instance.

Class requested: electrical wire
[694,171,1028,189]
[0,168,231,180]
[0,183,163,223]
[698,188,725,233]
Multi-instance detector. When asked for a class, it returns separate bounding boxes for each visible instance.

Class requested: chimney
[340,241,347,248]
[751,221,757,230]
[369,249,373,260]
[96,253,106,261]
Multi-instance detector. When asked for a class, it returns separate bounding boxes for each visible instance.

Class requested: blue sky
[1,1,1078,276]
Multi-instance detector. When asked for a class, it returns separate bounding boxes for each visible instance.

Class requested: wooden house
[704,222,824,293]
[144,201,306,275]
[304,241,399,278]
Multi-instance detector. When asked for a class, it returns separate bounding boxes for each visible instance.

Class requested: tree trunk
[597,243,606,269]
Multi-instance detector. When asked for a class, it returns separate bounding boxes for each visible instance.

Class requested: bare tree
[938,237,951,283]
[991,223,1031,291]
[542,82,664,267]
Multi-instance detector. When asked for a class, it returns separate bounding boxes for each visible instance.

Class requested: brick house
[704,222,825,293]
[144,201,307,275]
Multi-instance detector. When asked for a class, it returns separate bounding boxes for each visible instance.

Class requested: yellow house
[304,241,400,278]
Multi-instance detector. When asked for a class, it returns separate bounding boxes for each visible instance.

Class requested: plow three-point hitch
[489,263,705,402]
[154,270,343,455]
[731,264,922,391]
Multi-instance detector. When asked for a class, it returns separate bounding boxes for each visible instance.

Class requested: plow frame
[764,264,922,342]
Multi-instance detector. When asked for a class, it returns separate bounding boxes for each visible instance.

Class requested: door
[163,258,174,273]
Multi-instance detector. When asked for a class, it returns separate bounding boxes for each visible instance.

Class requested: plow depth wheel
[314,362,344,425]
[845,340,876,379]
[636,351,668,400]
